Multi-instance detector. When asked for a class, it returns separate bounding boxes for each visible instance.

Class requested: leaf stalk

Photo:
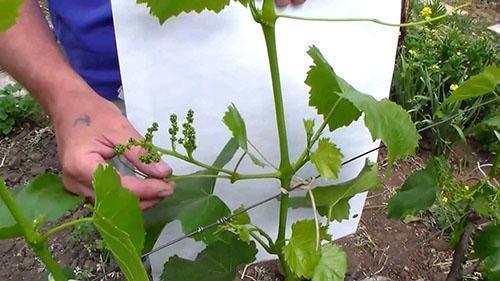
[0,180,67,281]
[276,3,469,27]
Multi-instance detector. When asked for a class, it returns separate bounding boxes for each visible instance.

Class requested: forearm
[0,0,98,120]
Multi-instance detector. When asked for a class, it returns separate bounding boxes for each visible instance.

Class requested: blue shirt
[48,0,121,100]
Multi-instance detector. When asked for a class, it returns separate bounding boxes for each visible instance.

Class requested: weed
[0,83,41,135]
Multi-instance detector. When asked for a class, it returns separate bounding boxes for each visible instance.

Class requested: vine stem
[276,3,469,27]
[154,146,279,181]
[250,225,276,253]
[0,180,67,281]
[261,1,297,280]
[249,231,273,253]
[155,146,235,174]
[165,172,279,181]
[308,190,320,251]
[40,217,93,242]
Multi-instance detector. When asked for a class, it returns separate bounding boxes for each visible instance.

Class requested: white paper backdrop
[110,0,401,278]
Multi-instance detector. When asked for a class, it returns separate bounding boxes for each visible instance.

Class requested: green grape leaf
[283,220,331,279]
[310,138,343,180]
[306,46,362,131]
[222,104,265,168]
[288,161,380,223]
[312,161,380,222]
[91,165,149,281]
[0,175,83,239]
[303,119,315,145]
[223,104,248,151]
[143,138,239,251]
[93,213,149,281]
[387,159,441,219]
[337,90,420,163]
[474,224,500,281]
[231,205,251,226]
[0,0,23,32]
[445,65,500,104]
[224,206,252,242]
[311,244,347,281]
[160,232,257,281]
[93,165,145,254]
[249,153,266,168]
[322,198,350,222]
[138,0,248,24]
[307,46,419,163]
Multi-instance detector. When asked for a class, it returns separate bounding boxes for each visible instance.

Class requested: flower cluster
[420,6,432,21]
[169,114,179,150]
[179,109,197,158]
[114,123,162,164]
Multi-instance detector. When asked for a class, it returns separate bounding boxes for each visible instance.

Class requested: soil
[443,0,498,25]
[0,120,125,281]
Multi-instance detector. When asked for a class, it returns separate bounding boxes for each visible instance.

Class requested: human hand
[275,0,306,7]
[52,88,175,209]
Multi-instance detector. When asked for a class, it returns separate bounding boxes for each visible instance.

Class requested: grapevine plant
[388,65,500,280]
[0,1,473,281]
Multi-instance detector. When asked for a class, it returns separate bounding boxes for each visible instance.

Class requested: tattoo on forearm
[73,114,91,127]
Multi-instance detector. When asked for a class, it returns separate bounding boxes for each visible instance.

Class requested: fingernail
[154,161,172,176]
[158,188,172,197]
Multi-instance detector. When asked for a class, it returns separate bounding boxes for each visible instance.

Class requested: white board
[110,0,401,278]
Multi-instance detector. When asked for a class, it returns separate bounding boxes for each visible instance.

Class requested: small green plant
[388,156,499,280]
[0,83,41,135]
[393,0,499,153]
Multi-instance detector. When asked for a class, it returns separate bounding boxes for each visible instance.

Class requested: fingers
[140,199,163,210]
[275,0,290,7]
[107,122,173,179]
[275,0,305,7]
[122,145,173,179]
[64,175,166,210]
[62,149,174,201]
[121,175,175,200]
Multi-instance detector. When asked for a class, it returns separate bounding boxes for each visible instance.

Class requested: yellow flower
[420,6,433,19]
[441,197,448,203]
[409,49,417,56]
[450,84,459,91]
[464,185,470,191]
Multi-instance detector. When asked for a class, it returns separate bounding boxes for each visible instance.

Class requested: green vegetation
[388,66,500,280]
[0,83,41,135]
[393,0,499,153]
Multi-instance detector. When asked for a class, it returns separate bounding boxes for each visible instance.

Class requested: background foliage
[392,0,499,153]
[0,83,41,135]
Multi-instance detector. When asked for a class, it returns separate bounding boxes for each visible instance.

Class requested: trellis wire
[141,97,498,259]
